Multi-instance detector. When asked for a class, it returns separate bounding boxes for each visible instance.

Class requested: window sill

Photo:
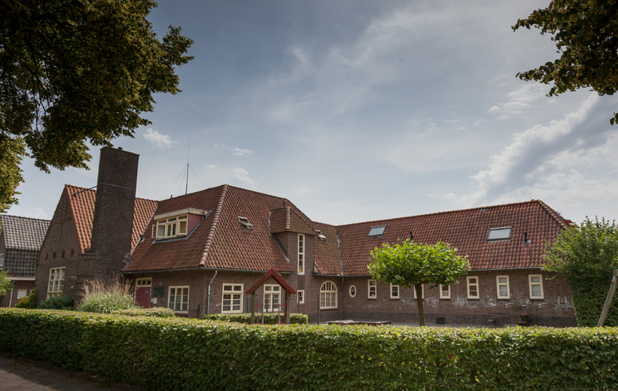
[467,298,480,300]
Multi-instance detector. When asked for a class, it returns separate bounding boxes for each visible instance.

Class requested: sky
[9,0,618,226]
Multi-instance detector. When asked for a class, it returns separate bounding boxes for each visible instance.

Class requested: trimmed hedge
[202,313,308,324]
[1,309,618,390]
[38,295,74,310]
[111,308,175,318]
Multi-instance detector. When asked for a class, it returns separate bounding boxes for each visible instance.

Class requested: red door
[136,287,151,308]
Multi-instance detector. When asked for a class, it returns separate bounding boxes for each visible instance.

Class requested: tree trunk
[415,284,425,326]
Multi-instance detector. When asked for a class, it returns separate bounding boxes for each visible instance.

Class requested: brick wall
[0,280,35,307]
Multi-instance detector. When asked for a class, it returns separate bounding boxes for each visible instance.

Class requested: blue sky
[10,0,618,225]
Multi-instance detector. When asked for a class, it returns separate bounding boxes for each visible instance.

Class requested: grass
[78,276,139,314]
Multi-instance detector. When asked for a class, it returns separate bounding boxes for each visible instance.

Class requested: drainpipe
[206,270,218,315]
[8,289,13,308]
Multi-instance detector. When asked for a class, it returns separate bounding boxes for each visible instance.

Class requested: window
[529,275,544,299]
[368,226,386,237]
[298,234,305,275]
[440,285,451,299]
[349,285,357,297]
[17,289,27,300]
[238,216,254,230]
[467,276,479,299]
[496,275,510,299]
[47,267,65,299]
[0,253,4,269]
[413,284,424,299]
[368,279,377,299]
[222,284,243,313]
[155,215,188,239]
[390,284,400,299]
[264,284,281,312]
[136,278,152,287]
[168,286,189,312]
[488,227,512,241]
[297,290,305,304]
[320,281,337,309]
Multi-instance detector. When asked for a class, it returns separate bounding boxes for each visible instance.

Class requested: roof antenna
[185,137,190,195]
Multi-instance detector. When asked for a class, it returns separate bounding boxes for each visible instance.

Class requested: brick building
[0,215,50,307]
[36,147,577,326]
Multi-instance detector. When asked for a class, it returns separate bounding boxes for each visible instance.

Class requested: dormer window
[368,226,386,238]
[238,216,254,230]
[488,227,511,241]
[152,208,209,240]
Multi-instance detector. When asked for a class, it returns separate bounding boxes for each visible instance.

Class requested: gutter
[123,266,294,275]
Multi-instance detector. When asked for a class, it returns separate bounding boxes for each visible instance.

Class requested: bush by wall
[0,309,617,390]
[14,289,37,309]
[78,277,138,314]
[202,313,308,324]
[111,308,175,318]
[38,295,74,310]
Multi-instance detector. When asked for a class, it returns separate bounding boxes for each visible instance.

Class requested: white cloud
[233,168,256,186]
[487,84,547,120]
[143,128,173,149]
[232,148,254,157]
[207,164,216,169]
[448,94,618,211]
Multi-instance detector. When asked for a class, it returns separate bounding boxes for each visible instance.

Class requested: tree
[513,1,618,124]
[0,271,14,296]
[0,0,194,212]
[368,239,469,326]
[543,216,618,326]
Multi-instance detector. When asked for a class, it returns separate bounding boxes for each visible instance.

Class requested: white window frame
[413,284,424,299]
[264,284,281,313]
[368,279,377,299]
[496,275,510,299]
[467,276,479,299]
[222,284,244,314]
[47,267,65,299]
[155,215,189,239]
[349,285,357,297]
[17,289,28,300]
[168,286,189,313]
[529,274,544,299]
[320,281,337,309]
[298,234,305,275]
[390,284,400,299]
[488,227,512,241]
[297,290,305,304]
[440,285,451,299]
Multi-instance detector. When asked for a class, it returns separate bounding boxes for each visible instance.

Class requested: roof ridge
[336,199,544,228]
[289,208,318,232]
[199,184,229,267]
[0,214,50,223]
[534,200,570,229]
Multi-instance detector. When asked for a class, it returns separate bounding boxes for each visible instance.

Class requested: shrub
[78,277,138,314]
[202,313,308,324]
[38,295,74,310]
[1,309,618,390]
[111,308,175,318]
[15,288,37,309]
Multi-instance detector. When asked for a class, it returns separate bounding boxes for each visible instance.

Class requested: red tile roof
[337,200,568,275]
[64,185,158,253]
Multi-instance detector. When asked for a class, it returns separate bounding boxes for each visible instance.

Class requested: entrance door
[135,278,152,308]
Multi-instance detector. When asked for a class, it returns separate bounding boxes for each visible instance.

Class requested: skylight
[315,230,327,241]
[368,226,386,237]
[238,216,254,230]
[488,227,511,241]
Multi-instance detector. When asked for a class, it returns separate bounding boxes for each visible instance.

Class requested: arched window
[320,281,337,309]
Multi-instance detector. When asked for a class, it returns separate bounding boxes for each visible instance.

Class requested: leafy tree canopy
[0,271,14,296]
[369,239,469,326]
[0,0,194,212]
[513,1,618,124]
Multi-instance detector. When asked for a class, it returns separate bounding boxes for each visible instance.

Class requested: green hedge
[202,313,308,324]
[568,271,618,326]
[111,308,175,318]
[1,309,618,390]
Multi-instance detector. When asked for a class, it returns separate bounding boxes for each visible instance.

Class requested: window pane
[499,286,508,296]
[179,221,187,233]
[532,285,541,297]
[158,225,166,236]
[233,285,242,291]
[488,227,512,240]
[531,276,541,283]
[498,277,507,284]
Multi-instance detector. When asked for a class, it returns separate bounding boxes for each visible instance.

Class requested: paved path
[0,357,118,391]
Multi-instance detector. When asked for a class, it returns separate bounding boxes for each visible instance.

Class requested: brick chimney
[90,147,139,278]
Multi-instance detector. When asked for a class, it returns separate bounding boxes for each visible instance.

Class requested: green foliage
[202,313,309,325]
[0,0,194,211]
[2,309,618,390]
[38,295,74,310]
[513,1,618,125]
[111,308,175,318]
[14,288,37,309]
[0,271,14,296]
[543,217,618,326]
[369,239,469,326]
[78,277,138,314]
